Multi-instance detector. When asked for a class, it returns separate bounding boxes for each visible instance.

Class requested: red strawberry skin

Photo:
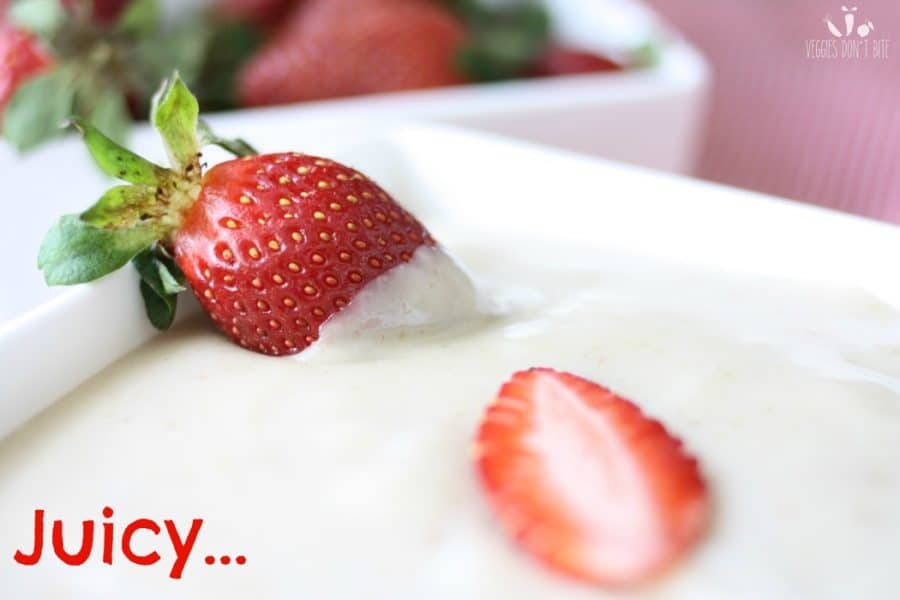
[237,0,467,107]
[475,368,709,587]
[530,44,622,77]
[0,24,53,127]
[174,152,435,356]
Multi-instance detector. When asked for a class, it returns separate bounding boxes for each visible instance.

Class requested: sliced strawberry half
[474,368,710,586]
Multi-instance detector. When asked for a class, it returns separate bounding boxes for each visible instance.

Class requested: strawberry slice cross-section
[474,368,710,587]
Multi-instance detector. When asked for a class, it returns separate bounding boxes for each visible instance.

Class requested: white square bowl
[2,124,898,440]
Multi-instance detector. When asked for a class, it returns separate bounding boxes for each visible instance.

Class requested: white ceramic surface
[1,124,898,441]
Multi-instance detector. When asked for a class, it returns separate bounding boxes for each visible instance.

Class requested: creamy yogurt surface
[1,229,899,599]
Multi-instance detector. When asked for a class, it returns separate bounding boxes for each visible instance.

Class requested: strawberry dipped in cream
[38,73,482,356]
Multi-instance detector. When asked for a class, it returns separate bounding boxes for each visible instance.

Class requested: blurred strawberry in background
[0,0,643,152]
[236,0,631,108]
[0,17,53,131]
[237,0,468,106]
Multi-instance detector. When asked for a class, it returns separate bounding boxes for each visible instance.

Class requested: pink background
[646,0,900,223]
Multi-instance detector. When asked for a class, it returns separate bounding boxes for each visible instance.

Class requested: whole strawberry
[237,0,467,106]
[39,74,436,356]
[0,23,53,129]
[176,150,433,354]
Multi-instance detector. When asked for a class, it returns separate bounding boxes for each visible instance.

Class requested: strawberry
[237,0,467,107]
[530,44,622,77]
[175,152,434,354]
[475,368,709,586]
[0,24,53,129]
[38,74,436,356]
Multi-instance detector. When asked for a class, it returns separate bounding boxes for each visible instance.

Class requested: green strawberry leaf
[452,1,550,81]
[133,247,186,295]
[150,72,200,173]
[7,0,66,40]
[139,279,178,329]
[38,215,159,285]
[134,19,212,112]
[198,119,257,158]
[116,0,160,36]
[83,86,132,147]
[80,184,161,229]
[70,117,166,184]
[2,68,74,152]
[133,247,185,329]
[156,260,186,295]
[152,18,213,81]
[192,20,263,111]
[457,33,541,81]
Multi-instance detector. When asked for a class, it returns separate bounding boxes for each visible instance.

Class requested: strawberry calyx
[38,72,256,328]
